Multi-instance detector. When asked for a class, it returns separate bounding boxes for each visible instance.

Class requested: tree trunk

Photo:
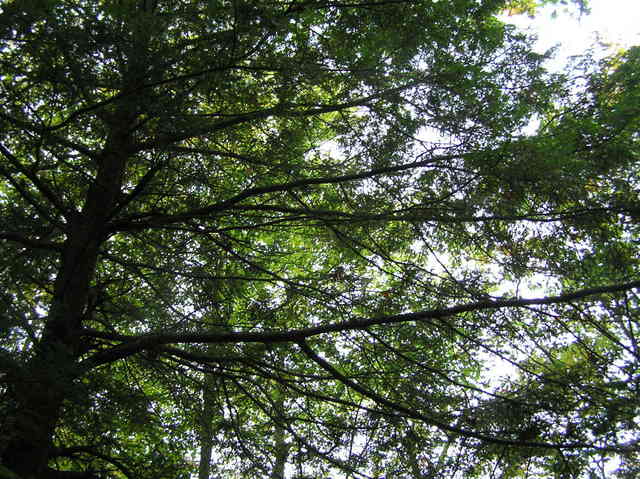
[270,389,290,479]
[198,374,216,479]
[270,422,289,479]
[1,122,133,478]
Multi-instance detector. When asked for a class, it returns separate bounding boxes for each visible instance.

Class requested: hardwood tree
[0,1,638,478]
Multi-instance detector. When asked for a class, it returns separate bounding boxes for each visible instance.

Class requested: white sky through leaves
[506,0,639,67]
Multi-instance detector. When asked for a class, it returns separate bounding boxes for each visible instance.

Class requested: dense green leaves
[0,1,639,478]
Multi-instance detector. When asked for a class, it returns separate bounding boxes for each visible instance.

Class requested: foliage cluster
[0,1,639,478]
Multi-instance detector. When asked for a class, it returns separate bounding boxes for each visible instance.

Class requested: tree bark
[198,374,216,479]
[1,118,134,478]
[270,388,290,479]
[270,422,289,479]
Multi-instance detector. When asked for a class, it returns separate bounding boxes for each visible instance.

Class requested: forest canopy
[0,0,639,478]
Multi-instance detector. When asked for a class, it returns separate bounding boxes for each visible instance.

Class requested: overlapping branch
[81,279,640,368]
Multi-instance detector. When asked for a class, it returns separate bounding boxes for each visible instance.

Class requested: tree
[0,0,638,478]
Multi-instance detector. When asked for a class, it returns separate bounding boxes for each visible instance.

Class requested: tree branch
[0,113,99,160]
[50,446,134,479]
[0,142,70,220]
[80,279,640,369]
[296,339,590,450]
[0,231,63,251]
[0,162,64,226]
[110,152,453,230]
[135,80,421,151]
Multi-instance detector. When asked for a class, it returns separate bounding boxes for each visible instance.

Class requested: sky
[505,0,639,68]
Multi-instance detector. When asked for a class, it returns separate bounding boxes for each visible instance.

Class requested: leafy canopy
[0,1,639,478]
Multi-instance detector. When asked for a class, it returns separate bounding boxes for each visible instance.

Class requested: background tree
[0,1,638,478]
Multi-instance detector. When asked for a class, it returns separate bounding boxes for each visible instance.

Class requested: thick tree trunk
[1,123,133,478]
[2,360,68,478]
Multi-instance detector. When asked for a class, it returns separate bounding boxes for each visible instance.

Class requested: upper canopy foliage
[0,1,638,478]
